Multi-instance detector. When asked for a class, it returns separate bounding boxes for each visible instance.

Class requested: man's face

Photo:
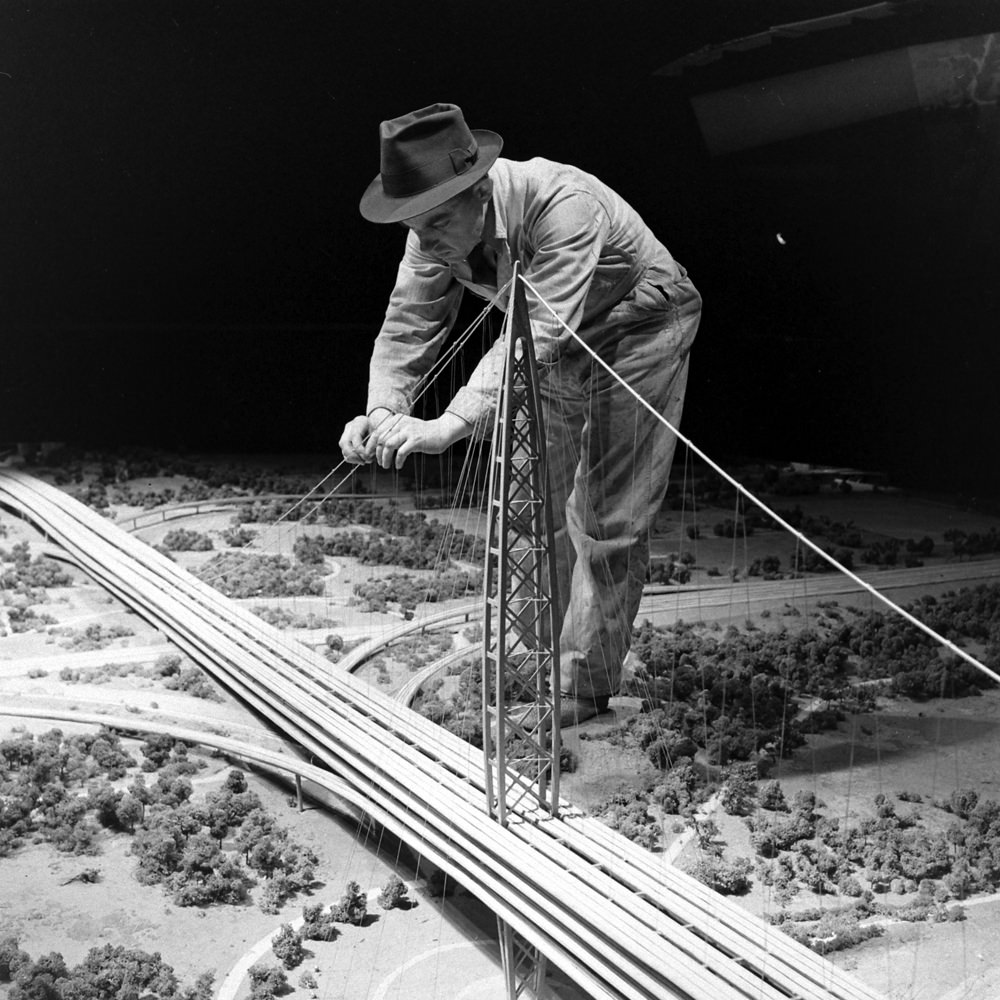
[400,185,486,264]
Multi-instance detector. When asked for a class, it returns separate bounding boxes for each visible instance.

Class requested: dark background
[3,0,999,492]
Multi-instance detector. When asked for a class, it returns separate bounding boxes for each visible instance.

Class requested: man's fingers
[339,415,379,465]
[395,440,415,469]
[376,441,397,470]
[370,416,430,468]
[359,432,378,461]
[342,431,366,463]
[338,437,357,463]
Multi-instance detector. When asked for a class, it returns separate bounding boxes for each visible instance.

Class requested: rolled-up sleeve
[448,190,609,426]
[366,233,465,416]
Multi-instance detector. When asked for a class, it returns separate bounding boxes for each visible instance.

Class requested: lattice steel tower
[482,265,562,999]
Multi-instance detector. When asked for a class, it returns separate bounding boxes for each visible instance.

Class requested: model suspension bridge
[0,464,891,1000]
[0,275,907,1000]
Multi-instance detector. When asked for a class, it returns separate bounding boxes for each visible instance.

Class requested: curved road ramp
[0,470,885,1000]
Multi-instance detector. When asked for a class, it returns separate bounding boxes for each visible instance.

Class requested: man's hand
[371,412,471,469]
[339,409,393,464]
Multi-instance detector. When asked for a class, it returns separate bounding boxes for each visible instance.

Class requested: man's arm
[340,234,463,465]
[345,189,612,464]
[365,233,465,416]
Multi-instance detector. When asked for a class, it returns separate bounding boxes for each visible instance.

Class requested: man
[340,103,701,724]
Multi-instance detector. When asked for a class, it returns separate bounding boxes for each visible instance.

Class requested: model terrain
[2,447,1000,1000]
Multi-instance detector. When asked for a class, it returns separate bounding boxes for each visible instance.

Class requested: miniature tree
[0,936,29,982]
[695,817,721,853]
[139,734,176,772]
[683,854,753,895]
[758,780,789,812]
[377,874,409,910]
[248,962,287,1000]
[950,788,979,819]
[178,970,216,1000]
[169,834,250,906]
[115,793,144,833]
[791,789,818,820]
[224,768,248,794]
[69,944,177,999]
[720,763,757,816]
[330,881,367,924]
[235,808,278,863]
[301,903,338,942]
[9,951,69,1000]
[270,924,304,970]
[260,875,291,915]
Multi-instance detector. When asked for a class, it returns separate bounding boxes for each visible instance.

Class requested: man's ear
[472,175,493,203]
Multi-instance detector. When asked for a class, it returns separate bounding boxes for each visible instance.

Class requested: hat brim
[359,130,503,224]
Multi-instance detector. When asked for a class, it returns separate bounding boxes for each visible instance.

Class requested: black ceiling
[3,1,999,492]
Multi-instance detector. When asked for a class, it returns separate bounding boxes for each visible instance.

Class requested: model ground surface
[1,451,999,1000]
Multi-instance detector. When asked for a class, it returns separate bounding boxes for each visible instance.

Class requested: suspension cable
[519,273,1000,688]
[199,281,514,590]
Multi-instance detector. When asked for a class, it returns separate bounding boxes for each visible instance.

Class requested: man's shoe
[498,695,611,733]
[559,695,610,728]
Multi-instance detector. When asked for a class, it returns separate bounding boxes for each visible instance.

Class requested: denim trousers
[534,269,702,700]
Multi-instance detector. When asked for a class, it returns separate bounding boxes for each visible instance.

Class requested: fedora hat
[359,103,503,224]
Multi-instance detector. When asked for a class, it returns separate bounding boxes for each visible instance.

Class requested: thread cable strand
[519,273,1000,687]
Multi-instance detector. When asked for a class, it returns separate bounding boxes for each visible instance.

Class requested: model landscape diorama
[2,447,1000,1000]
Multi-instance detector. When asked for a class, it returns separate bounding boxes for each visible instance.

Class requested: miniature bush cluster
[0,938,214,1000]
[0,731,318,914]
[194,553,325,598]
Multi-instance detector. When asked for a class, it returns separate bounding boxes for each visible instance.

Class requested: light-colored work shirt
[365,156,687,431]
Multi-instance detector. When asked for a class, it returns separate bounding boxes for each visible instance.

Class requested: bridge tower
[482,265,562,999]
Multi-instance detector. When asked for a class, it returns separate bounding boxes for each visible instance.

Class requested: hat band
[382,141,480,198]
